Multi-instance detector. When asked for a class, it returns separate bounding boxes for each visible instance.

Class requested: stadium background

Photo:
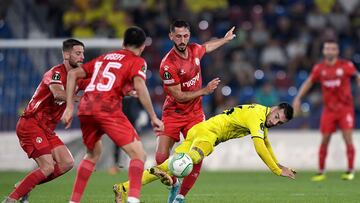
[1,1,360,202]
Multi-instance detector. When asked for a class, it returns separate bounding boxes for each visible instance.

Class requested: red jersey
[159,43,206,116]
[78,49,147,117]
[22,64,88,130]
[309,59,357,111]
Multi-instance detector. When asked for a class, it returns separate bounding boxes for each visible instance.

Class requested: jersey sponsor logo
[336,68,344,76]
[164,71,172,79]
[323,79,341,87]
[35,137,43,144]
[52,72,61,81]
[103,53,125,61]
[195,58,200,66]
[182,73,200,87]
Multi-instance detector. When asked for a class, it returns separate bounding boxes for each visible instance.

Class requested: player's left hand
[151,117,164,135]
[224,26,236,41]
[62,107,74,129]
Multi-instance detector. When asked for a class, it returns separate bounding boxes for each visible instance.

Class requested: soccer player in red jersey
[2,39,86,203]
[157,20,236,202]
[62,26,164,203]
[293,40,360,181]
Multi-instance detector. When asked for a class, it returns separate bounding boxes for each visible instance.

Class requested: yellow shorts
[174,122,217,156]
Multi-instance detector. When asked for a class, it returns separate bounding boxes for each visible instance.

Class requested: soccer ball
[168,153,193,178]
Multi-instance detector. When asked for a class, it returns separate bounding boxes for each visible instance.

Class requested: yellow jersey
[203,104,269,145]
[192,104,282,175]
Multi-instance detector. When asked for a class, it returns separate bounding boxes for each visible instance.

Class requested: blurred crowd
[1,0,360,129]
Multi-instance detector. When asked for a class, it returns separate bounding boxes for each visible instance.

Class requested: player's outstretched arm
[62,67,86,129]
[252,137,283,176]
[203,26,236,53]
[167,77,220,103]
[292,78,313,116]
[133,76,164,133]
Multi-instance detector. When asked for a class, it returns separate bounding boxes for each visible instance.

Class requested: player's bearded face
[323,43,339,61]
[171,27,190,53]
[69,45,85,68]
[265,108,287,128]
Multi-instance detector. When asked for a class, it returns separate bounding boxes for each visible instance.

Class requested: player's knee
[40,164,55,176]
[60,158,74,172]
[156,151,169,164]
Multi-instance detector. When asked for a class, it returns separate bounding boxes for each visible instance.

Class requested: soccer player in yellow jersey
[114,103,296,203]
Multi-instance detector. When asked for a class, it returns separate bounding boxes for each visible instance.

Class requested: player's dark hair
[323,39,338,46]
[62,39,84,52]
[170,20,190,32]
[277,102,294,121]
[123,26,146,48]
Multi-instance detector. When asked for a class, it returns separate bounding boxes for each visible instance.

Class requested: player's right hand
[204,78,221,95]
[151,117,164,135]
[61,107,74,129]
[281,167,296,180]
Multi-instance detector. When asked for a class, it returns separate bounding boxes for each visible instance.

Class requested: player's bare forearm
[167,84,205,103]
[204,38,229,53]
[133,77,157,120]
[168,78,219,103]
[295,78,313,100]
[204,26,235,53]
[66,68,85,107]
[253,138,282,176]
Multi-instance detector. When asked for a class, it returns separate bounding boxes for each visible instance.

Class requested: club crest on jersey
[52,72,61,80]
[195,58,200,66]
[336,68,344,76]
[164,71,172,79]
[36,137,43,144]
[260,123,265,131]
[141,65,147,73]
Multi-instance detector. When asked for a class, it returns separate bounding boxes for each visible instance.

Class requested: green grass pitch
[1,170,359,202]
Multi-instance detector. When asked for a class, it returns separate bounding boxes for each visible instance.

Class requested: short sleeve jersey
[198,104,270,145]
[78,49,147,117]
[22,64,89,130]
[309,59,357,111]
[159,43,206,116]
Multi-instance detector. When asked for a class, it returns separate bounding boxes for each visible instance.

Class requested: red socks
[346,144,355,171]
[319,144,328,173]
[179,160,203,196]
[9,169,46,200]
[128,159,144,199]
[70,159,95,202]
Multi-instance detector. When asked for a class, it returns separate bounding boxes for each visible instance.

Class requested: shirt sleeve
[309,64,321,82]
[264,134,279,164]
[246,114,266,140]
[194,43,206,59]
[44,68,64,86]
[130,57,147,80]
[344,61,357,76]
[252,138,282,176]
[159,62,180,86]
